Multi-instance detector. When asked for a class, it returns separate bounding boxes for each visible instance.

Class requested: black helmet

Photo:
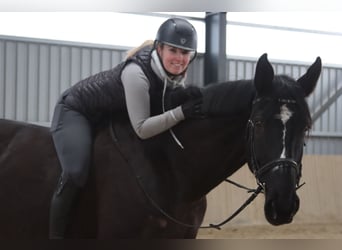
[155,18,197,51]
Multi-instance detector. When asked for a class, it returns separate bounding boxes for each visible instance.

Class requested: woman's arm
[121,63,184,139]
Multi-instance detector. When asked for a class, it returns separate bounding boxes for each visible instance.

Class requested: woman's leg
[49,104,93,239]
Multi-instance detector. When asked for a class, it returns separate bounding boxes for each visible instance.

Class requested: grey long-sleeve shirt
[121,61,185,139]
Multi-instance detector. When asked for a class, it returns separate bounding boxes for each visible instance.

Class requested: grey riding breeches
[51,99,93,188]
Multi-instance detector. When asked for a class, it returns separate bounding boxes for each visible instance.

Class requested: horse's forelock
[273,75,306,99]
[273,75,312,127]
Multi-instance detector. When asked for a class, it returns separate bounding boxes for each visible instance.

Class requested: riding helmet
[155,18,197,52]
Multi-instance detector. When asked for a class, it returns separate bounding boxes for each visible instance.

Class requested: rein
[109,122,262,230]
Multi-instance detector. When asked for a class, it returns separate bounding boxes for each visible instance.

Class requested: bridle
[204,97,305,229]
[246,97,304,190]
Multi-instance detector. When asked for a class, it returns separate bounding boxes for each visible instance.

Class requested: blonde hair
[125,40,155,59]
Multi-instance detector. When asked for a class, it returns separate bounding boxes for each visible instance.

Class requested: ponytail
[125,40,154,59]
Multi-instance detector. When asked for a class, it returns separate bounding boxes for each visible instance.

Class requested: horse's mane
[202,79,256,117]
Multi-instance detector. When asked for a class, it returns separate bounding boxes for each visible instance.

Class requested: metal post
[204,12,227,85]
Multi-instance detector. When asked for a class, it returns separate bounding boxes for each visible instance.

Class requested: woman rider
[49,17,203,238]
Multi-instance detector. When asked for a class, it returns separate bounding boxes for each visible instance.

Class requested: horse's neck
[203,80,255,117]
[169,93,254,202]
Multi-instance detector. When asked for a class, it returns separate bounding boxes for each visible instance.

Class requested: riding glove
[181,98,204,119]
[167,86,203,108]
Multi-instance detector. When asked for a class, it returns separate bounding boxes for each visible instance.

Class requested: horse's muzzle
[264,193,300,226]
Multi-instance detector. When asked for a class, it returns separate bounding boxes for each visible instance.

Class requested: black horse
[0,54,321,239]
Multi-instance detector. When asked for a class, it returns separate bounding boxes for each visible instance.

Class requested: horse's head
[248,54,321,225]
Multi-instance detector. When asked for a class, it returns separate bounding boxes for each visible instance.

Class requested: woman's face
[157,44,192,75]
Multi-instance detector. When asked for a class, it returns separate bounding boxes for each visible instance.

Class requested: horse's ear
[254,53,274,96]
[297,57,322,97]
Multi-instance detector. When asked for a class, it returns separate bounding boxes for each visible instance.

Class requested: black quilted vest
[63,45,164,126]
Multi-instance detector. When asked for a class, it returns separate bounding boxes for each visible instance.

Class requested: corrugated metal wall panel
[0,37,128,124]
[16,42,28,121]
[38,44,50,122]
[0,35,341,154]
[4,41,17,120]
[306,66,342,154]
[27,43,39,122]
[226,58,256,81]
[0,41,4,119]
